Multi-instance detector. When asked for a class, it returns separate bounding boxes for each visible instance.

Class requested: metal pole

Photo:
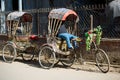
[19,0,22,11]
[1,0,5,11]
[1,0,6,33]
[90,15,93,32]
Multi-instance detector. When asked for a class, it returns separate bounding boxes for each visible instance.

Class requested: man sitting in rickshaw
[58,20,79,50]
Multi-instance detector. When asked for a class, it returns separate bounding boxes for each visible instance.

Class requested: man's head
[65,20,75,28]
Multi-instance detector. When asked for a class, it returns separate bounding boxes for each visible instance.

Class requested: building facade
[0,0,119,38]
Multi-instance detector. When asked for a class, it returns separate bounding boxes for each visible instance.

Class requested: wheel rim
[39,46,56,69]
[76,53,84,65]
[2,44,16,63]
[22,53,34,61]
[61,53,75,67]
[95,49,110,73]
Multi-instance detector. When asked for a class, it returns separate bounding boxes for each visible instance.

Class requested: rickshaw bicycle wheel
[60,52,76,67]
[38,46,56,69]
[75,52,84,65]
[21,53,34,61]
[21,48,35,61]
[2,43,17,63]
[95,49,110,73]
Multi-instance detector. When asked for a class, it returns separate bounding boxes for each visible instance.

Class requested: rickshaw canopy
[7,11,32,22]
[48,8,79,22]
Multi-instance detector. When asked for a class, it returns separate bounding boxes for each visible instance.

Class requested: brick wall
[0,35,120,65]
[79,38,120,65]
[100,38,120,65]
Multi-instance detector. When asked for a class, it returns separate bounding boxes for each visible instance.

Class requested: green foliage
[85,25,102,51]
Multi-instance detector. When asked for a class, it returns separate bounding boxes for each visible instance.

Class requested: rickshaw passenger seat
[16,36,29,42]
[55,37,67,44]
[29,35,39,40]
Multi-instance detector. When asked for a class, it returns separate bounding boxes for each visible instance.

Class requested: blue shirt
[58,24,67,34]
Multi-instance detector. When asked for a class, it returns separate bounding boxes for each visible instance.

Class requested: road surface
[0,58,120,80]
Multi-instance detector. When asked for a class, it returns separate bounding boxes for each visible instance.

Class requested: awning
[48,8,79,22]
[7,11,32,22]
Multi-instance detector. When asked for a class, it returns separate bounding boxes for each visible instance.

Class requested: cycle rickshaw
[38,8,110,73]
[2,11,36,63]
[38,8,80,69]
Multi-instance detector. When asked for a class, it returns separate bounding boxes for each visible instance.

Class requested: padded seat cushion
[16,36,29,42]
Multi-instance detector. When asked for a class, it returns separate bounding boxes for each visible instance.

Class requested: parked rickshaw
[2,11,36,63]
[38,8,110,73]
[38,8,80,69]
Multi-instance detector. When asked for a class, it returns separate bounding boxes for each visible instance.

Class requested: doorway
[12,0,18,11]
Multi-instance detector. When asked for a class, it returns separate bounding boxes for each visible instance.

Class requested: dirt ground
[72,61,120,73]
[0,53,119,73]
[0,61,120,80]
[0,56,120,80]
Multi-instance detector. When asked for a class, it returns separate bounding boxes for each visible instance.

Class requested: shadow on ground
[0,55,71,69]
[0,55,120,73]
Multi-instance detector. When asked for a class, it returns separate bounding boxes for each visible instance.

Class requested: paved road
[0,59,120,80]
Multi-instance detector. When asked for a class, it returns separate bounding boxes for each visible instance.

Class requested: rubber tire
[2,43,17,63]
[22,53,34,61]
[61,53,76,67]
[95,49,110,73]
[38,46,56,69]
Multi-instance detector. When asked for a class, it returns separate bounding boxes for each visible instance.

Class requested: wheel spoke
[39,46,56,69]
[2,44,16,63]
[61,53,75,67]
